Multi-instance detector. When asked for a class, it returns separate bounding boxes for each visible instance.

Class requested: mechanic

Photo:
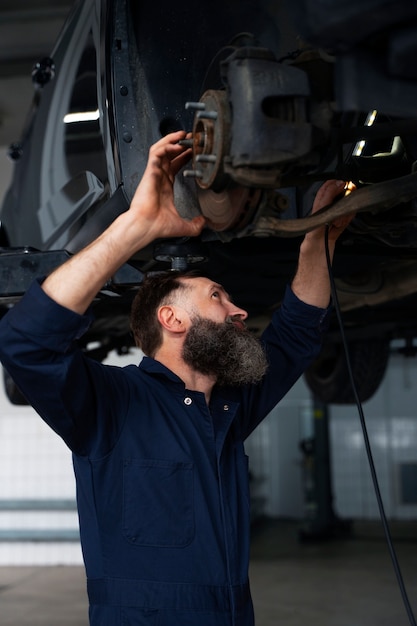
[0,131,351,626]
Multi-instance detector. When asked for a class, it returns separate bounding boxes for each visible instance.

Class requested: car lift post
[299,396,352,541]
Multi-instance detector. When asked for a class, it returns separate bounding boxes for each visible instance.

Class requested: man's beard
[182,316,269,386]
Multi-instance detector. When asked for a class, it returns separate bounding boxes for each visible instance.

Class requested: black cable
[324,225,417,626]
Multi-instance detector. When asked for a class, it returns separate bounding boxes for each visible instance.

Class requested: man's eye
[211,291,219,298]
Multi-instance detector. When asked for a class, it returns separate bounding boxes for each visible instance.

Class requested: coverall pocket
[123,458,194,547]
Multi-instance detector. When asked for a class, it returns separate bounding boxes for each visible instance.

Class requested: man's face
[177,276,248,328]
[179,278,268,386]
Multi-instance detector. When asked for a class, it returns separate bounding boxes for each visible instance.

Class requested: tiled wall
[245,379,313,520]
[247,351,417,522]
[0,395,82,565]
[330,353,417,520]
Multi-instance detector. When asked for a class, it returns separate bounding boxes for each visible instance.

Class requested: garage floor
[1,519,416,626]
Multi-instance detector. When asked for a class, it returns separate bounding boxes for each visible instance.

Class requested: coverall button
[184,397,192,405]
[223,404,229,411]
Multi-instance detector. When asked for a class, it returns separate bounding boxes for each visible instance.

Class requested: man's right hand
[129,130,206,242]
[41,132,206,314]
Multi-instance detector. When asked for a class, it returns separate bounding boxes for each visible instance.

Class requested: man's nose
[229,303,248,321]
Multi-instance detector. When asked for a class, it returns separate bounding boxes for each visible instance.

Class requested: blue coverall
[0,279,329,625]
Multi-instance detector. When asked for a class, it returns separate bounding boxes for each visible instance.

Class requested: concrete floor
[1,519,417,625]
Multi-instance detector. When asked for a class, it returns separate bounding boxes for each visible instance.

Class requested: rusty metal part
[253,172,417,237]
[190,90,230,191]
[183,91,263,231]
[197,186,262,231]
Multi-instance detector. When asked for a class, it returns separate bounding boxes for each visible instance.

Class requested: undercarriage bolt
[178,139,194,148]
[197,111,218,120]
[185,102,206,111]
[183,169,204,178]
[196,154,217,163]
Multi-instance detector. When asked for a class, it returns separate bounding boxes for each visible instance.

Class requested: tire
[304,339,390,404]
[3,368,29,405]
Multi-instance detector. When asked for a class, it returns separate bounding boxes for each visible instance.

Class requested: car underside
[2,0,417,404]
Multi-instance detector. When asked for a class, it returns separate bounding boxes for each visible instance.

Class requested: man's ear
[157,305,187,333]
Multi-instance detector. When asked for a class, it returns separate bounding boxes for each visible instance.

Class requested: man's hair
[130,269,206,357]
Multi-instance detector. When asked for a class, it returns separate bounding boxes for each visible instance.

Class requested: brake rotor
[185,89,262,231]
[197,186,262,231]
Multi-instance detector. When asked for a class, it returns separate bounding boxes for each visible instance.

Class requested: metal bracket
[0,248,145,302]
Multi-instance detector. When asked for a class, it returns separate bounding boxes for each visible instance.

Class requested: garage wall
[330,352,417,520]
[0,398,82,565]
[246,349,417,522]
[245,381,312,520]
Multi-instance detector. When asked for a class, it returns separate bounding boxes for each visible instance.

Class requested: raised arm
[41,131,206,314]
[291,180,355,308]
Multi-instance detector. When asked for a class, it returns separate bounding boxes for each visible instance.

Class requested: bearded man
[0,131,352,626]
